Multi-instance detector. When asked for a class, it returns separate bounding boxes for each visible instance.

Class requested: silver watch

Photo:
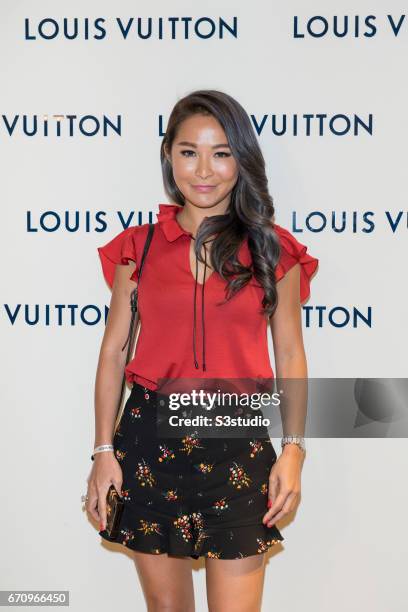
[281,435,306,453]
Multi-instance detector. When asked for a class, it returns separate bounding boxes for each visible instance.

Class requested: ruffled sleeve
[273,223,319,303]
[97,226,140,289]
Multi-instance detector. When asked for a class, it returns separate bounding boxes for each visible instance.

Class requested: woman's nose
[195,157,213,179]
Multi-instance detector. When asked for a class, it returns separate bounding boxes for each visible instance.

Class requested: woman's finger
[266,508,286,527]
[266,491,298,527]
[86,492,100,523]
[268,469,279,504]
[97,485,109,531]
[262,491,287,524]
[261,469,280,524]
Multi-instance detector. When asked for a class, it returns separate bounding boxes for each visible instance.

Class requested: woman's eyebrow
[175,141,230,149]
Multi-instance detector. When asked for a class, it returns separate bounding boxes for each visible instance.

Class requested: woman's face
[166,114,239,211]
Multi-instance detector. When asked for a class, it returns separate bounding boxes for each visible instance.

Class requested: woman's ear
[163,144,171,165]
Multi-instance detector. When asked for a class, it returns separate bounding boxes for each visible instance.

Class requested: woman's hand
[85,452,123,531]
[262,444,305,528]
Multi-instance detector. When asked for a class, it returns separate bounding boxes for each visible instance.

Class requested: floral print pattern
[99,383,284,559]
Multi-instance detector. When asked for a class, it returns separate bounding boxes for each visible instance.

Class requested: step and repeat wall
[1,2,406,611]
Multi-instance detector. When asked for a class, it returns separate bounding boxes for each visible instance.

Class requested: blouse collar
[156,203,194,242]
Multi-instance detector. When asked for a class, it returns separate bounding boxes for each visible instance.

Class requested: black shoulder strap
[123,223,154,350]
[137,223,155,285]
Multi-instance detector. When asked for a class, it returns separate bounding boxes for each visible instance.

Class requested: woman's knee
[133,551,194,612]
[206,554,266,612]
[144,592,194,612]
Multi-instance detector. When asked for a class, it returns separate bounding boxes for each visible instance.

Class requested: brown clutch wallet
[103,485,124,539]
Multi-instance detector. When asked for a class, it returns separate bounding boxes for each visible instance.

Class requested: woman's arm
[271,262,307,378]
[262,263,307,527]
[86,260,138,529]
[94,260,138,446]
[271,262,308,447]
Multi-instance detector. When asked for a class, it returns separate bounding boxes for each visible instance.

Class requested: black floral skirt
[99,382,284,560]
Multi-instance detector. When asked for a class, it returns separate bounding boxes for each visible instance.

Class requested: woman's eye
[180,150,196,157]
[180,150,231,158]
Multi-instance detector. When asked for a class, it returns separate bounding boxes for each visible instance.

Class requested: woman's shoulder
[97,222,153,288]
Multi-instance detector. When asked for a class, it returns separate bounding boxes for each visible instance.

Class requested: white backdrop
[1,1,407,611]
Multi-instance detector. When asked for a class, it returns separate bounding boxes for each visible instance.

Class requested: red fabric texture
[97,204,319,391]
[97,226,141,287]
[273,223,319,303]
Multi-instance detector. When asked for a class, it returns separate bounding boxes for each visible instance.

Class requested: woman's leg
[133,551,195,612]
[205,554,266,612]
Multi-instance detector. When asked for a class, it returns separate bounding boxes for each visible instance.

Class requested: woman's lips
[191,185,217,192]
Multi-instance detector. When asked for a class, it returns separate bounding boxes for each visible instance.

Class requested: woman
[85,90,318,611]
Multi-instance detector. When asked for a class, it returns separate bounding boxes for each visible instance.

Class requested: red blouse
[97,203,319,392]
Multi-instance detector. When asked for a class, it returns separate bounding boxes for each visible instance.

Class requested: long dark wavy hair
[160,89,281,318]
